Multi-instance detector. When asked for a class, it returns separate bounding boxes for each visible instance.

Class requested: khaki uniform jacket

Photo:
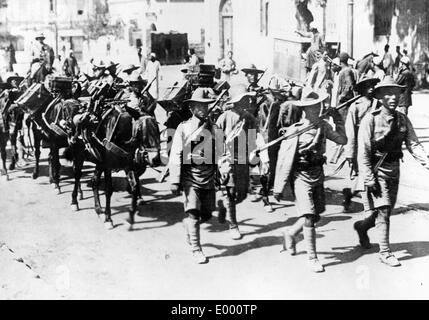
[344,96,377,160]
[358,106,429,188]
[273,118,347,195]
[168,116,219,190]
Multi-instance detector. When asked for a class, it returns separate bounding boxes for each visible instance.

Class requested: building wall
[153,0,206,44]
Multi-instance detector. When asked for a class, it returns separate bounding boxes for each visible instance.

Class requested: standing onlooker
[382,44,394,76]
[63,50,80,78]
[296,27,325,74]
[393,46,403,76]
[395,56,415,115]
[188,48,199,70]
[336,52,356,120]
[5,42,16,72]
[143,52,161,100]
[219,50,238,82]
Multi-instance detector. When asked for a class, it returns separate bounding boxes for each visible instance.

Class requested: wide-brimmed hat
[374,76,405,99]
[122,64,140,73]
[185,87,216,104]
[93,60,106,70]
[241,64,264,75]
[292,87,329,107]
[35,33,46,40]
[228,85,256,104]
[354,76,380,94]
[6,76,24,86]
[107,62,120,70]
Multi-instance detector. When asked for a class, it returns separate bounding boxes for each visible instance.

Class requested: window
[260,0,269,36]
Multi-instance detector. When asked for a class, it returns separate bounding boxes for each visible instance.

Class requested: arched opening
[219,0,233,59]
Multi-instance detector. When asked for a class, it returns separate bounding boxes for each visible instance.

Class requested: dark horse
[74,102,160,229]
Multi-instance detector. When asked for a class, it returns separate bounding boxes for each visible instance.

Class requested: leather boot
[376,212,400,267]
[342,188,352,212]
[186,218,208,264]
[303,226,325,273]
[353,212,376,249]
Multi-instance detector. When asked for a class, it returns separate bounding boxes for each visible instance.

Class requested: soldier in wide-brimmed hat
[274,87,347,273]
[216,85,269,240]
[168,87,218,264]
[342,76,380,212]
[354,76,429,267]
[241,63,265,91]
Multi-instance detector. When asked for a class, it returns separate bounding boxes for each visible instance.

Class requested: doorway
[220,0,233,59]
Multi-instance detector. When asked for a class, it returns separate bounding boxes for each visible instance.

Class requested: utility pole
[347,0,354,56]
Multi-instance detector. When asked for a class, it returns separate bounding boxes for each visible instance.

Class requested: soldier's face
[380,89,400,111]
[191,103,210,120]
[246,73,257,84]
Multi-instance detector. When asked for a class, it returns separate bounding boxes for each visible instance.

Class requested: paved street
[1,66,429,300]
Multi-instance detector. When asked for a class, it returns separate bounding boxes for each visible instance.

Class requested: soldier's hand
[261,162,270,176]
[327,108,342,123]
[170,184,181,196]
[367,181,382,198]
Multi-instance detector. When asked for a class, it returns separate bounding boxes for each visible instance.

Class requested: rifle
[157,88,230,183]
[254,94,362,154]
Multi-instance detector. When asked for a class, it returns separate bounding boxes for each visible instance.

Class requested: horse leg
[126,169,140,230]
[8,132,17,170]
[0,134,8,177]
[104,169,114,230]
[71,154,84,212]
[51,146,62,194]
[92,166,103,217]
[32,126,41,179]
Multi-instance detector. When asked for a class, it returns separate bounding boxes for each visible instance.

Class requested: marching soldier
[216,85,269,240]
[168,87,219,264]
[274,88,347,272]
[241,64,273,211]
[342,76,380,212]
[354,76,429,267]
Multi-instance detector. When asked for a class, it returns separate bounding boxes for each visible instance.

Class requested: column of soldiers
[167,51,429,273]
[3,33,429,273]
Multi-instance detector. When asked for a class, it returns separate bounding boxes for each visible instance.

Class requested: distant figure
[63,50,80,78]
[295,0,314,32]
[106,38,111,56]
[394,46,403,75]
[189,48,199,70]
[219,50,238,82]
[296,27,325,73]
[5,42,16,72]
[382,44,394,76]
[395,56,415,115]
[143,52,161,100]
[30,33,55,83]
